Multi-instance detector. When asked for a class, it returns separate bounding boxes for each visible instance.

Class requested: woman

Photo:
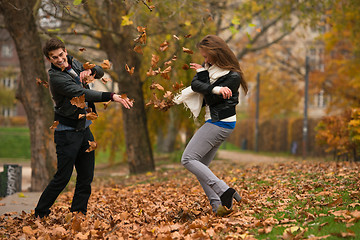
[178,35,248,214]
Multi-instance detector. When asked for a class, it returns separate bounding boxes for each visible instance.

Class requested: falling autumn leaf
[134,45,143,55]
[79,48,86,52]
[159,41,169,52]
[182,64,190,70]
[101,78,111,84]
[86,112,98,120]
[184,34,192,38]
[70,94,86,109]
[101,60,111,69]
[83,74,96,84]
[49,121,59,130]
[85,141,97,152]
[103,100,111,109]
[150,83,164,91]
[36,78,49,88]
[173,35,180,40]
[83,62,96,70]
[151,54,160,68]
[182,47,193,54]
[172,82,184,91]
[125,64,135,75]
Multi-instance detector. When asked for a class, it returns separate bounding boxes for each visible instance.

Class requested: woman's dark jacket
[49,55,112,130]
[191,70,241,122]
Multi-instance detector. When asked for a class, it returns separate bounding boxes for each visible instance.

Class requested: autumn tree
[0,0,56,191]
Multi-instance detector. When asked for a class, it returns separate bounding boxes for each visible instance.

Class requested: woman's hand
[112,94,133,109]
[190,63,203,70]
[219,87,232,99]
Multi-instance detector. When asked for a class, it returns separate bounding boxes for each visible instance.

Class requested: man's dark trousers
[35,127,95,217]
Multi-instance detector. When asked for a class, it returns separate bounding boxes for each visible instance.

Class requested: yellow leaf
[121,15,133,26]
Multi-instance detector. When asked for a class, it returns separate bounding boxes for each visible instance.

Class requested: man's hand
[80,69,92,82]
[112,94,133,109]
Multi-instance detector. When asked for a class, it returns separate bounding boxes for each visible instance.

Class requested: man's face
[47,48,68,70]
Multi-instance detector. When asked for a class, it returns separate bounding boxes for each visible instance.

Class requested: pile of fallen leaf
[0,159,359,239]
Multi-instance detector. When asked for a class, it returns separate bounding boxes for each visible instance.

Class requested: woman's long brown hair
[197,35,248,95]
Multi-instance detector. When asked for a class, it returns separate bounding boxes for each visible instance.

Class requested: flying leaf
[125,64,135,75]
[159,41,169,52]
[162,66,172,74]
[86,141,97,152]
[164,91,173,99]
[103,100,111,110]
[83,62,96,70]
[36,78,49,88]
[172,82,184,91]
[182,47,193,54]
[83,74,95,84]
[184,34,192,38]
[101,60,111,69]
[134,45,143,54]
[121,15,133,26]
[173,35,180,40]
[151,54,160,68]
[137,26,146,33]
[146,67,156,77]
[172,55,177,61]
[49,121,59,130]
[73,0,82,6]
[150,83,164,91]
[70,94,86,108]
[86,112,98,120]
[182,64,190,70]
[101,78,111,84]
[79,48,86,52]
[164,60,172,66]
[134,32,147,44]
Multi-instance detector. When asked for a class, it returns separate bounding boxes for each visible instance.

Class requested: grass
[0,127,30,160]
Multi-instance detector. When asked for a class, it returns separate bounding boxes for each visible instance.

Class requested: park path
[0,150,291,216]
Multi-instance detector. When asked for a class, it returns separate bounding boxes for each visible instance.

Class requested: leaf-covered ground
[0,158,359,239]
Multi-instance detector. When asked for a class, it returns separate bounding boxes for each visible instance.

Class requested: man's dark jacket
[48,55,112,130]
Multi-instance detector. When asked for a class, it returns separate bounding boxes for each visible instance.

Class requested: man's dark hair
[43,38,65,59]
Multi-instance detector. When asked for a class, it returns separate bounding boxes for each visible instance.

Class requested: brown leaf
[164,60,172,66]
[173,35,180,40]
[159,41,169,52]
[150,83,164,91]
[86,112,98,120]
[134,45,143,54]
[134,32,147,44]
[49,121,59,130]
[163,91,173,99]
[36,78,49,88]
[83,62,96,70]
[172,82,184,91]
[103,100,111,110]
[125,64,135,75]
[172,55,177,61]
[86,141,97,152]
[70,94,86,109]
[182,47,193,54]
[162,66,172,74]
[23,226,34,235]
[184,34,192,38]
[101,78,112,84]
[137,26,146,33]
[182,64,190,70]
[101,60,111,69]
[83,74,96,84]
[151,54,160,68]
[79,48,86,52]
[146,67,156,77]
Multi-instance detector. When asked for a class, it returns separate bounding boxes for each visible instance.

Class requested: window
[1,44,13,58]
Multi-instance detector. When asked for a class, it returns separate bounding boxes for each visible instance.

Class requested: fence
[228,118,326,156]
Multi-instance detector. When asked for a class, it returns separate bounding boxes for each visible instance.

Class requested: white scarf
[174,64,230,118]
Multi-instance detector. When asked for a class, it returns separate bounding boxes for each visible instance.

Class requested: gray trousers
[181,122,234,212]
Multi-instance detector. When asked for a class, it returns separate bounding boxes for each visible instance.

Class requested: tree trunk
[100,35,154,174]
[157,109,177,153]
[0,0,56,191]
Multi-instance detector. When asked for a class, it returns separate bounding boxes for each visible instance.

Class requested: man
[34,38,133,218]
